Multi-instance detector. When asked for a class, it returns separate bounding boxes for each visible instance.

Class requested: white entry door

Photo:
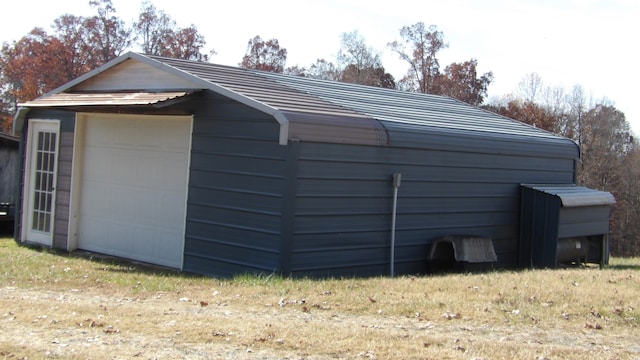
[23,120,60,246]
[76,114,191,268]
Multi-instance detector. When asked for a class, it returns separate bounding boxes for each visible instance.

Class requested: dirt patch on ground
[2,285,639,359]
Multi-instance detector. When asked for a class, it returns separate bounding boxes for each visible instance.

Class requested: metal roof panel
[522,184,616,207]
[150,55,574,147]
[18,52,580,151]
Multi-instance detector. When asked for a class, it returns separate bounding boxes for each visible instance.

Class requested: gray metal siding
[383,122,579,159]
[182,94,288,276]
[53,131,74,249]
[558,206,612,238]
[519,188,561,268]
[289,137,576,276]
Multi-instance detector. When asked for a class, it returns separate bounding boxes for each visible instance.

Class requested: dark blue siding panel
[189,204,281,233]
[187,237,280,272]
[289,136,576,276]
[186,221,282,248]
[291,247,388,274]
[558,207,612,238]
[188,187,281,214]
[185,254,278,278]
[190,170,283,195]
[183,94,288,276]
[384,123,579,159]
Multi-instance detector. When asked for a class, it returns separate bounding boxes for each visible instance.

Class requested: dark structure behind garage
[0,132,20,233]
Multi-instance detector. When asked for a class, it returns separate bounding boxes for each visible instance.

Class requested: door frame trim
[21,119,61,246]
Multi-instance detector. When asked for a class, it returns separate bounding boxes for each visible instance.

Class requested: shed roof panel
[522,185,616,207]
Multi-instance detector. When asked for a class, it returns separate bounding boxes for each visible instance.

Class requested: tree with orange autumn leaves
[1,29,70,116]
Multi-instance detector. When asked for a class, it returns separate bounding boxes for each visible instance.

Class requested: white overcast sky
[2,0,638,133]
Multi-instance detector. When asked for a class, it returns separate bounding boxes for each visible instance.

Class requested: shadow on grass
[15,240,207,280]
[77,251,207,280]
[0,223,15,237]
[9,237,639,282]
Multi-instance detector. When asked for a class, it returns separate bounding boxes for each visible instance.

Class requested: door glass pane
[31,130,57,233]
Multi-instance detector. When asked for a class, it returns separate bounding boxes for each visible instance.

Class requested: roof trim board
[19,92,191,107]
[0,131,19,142]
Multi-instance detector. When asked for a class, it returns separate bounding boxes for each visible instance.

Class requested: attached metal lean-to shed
[13,52,614,277]
[520,184,616,268]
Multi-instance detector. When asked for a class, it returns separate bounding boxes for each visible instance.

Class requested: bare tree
[305,59,341,81]
[135,1,174,56]
[613,143,640,255]
[86,0,132,64]
[516,72,544,103]
[388,22,448,93]
[578,104,631,190]
[240,36,287,73]
[337,31,395,88]
[135,1,212,61]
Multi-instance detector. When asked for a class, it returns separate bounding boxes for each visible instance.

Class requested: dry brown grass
[1,237,639,359]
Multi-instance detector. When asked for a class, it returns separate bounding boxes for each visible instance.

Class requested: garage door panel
[134,189,162,224]
[132,229,157,262]
[163,166,188,190]
[112,186,136,220]
[159,231,183,263]
[161,192,186,223]
[86,122,113,145]
[83,148,111,180]
[79,218,109,252]
[112,152,137,184]
[115,119,155,147]
[136,157,163,186]
[81,181,112,216]
[78,115,190,269]
[110,225,132,254]
[162,119,192,148]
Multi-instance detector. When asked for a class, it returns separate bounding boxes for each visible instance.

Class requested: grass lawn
[1,237,639,359]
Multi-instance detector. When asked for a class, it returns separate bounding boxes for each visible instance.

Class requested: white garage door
[78,114,192,268]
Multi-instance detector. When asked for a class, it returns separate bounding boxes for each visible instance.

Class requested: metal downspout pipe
[390,173,402,277]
